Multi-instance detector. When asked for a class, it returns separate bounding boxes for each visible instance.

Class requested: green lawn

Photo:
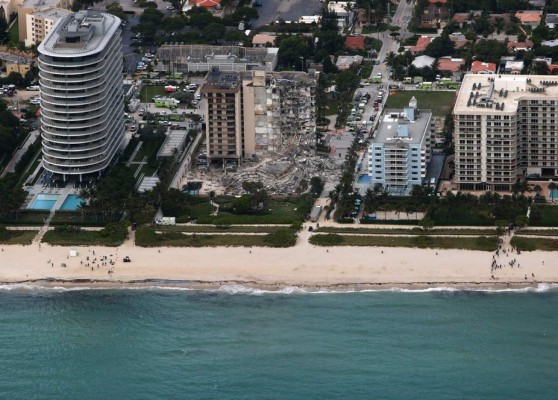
[135,228,296,247]
[510,236,558,251]
[197,197,312,225]
[316,227,498,236]
[385,91,457,117]
[0,211,50,226]
[158,225,286,233]
[139,85,170,103]
[530,205,558,227]
[309,234,498,251]
[42,228,126,246]
[0,230,37,245]
[361,23,388,34]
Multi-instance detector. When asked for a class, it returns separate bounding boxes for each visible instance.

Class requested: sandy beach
[0,229,556,290]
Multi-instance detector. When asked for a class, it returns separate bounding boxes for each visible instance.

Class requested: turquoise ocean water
[1,284,558,399]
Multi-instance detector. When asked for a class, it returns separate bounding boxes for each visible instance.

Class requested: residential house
[345,35,365,50]
[252,34,275,48]
[420,3,449,29]
[470,60,496,74]
[327,1,355,31]
[515,10,542,28]
[545,13,558,29]
[503,60,524,74]
[451,13,470,28]
[336,55,363,70]
[541,39,558,47]
[507,40,533,52]
[412,55,435,69]
[437,57,464,80]
[529,0,545,8]
[410,36,432,54]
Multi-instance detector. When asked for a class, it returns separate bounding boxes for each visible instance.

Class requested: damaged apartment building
[200,68,317,165]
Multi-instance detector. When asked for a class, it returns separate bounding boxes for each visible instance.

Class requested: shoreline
[1,278,557,292]
[1,232,557,290]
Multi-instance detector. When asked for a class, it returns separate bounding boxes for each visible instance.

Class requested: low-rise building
[344,35,365,50]
[368,97,435,194]
[18,0,73,46]
[327,1,355,31]
[410,36,432,54]
[470,60,496,74]
[156,45,278,72]
[437,57,464,80]
[25,7,72,46]
[420,3,449,29]
[546,13,558,29]
[412,55,435,69]
[335,55,363,70]
[252,33,275,47]
[515,10,542,28]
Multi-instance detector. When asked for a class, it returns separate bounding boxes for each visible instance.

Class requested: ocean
[1,284,557,399]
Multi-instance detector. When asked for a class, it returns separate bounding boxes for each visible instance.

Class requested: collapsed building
[193,67,336,195]
[200,68,317,164]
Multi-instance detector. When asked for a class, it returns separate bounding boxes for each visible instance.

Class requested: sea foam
[0,282,557,294]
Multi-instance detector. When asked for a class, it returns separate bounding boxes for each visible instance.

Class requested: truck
[371,74,382,84]
[156,217,176,225]
[416,81,433,90]
[154,97,180,107]
[309,205,322,222]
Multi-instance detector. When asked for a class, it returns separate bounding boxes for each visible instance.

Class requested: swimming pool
[550,189,558,200]
[357,175,371,184]
[60,194,84,211]
[29,194,59,210]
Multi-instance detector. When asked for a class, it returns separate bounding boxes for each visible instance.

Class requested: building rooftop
[470,60,496,73]
[515,10,542,24]
[31,7,71,19]
[327,1,354,15]
[454,74,558,115]
[252,33,275,46]
[437,57,463,72]
[38,11,121,57]
[345,35,365,50]
[201,68,241,91]
[22,0,60,9]
[410,36,432,53]
[374,106,432,145]
[157,130,189,158]
[412,55,435,69]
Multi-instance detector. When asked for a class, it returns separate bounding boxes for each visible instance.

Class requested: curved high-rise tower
[38,11,123,181]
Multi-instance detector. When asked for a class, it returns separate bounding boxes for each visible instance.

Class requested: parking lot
[254,0,323,27]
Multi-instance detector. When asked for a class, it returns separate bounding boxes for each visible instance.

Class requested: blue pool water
[550,189,558,200]
[60,194,83,211]
[29,193,59,210]
[357,175,371,184]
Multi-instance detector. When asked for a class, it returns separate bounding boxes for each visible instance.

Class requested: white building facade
[38,11,123,181]
[368,98,434,194]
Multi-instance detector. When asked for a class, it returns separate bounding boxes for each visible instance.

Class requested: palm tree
[385,51,396,67]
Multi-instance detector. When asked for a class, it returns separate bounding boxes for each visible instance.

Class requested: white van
[27,86,39,91]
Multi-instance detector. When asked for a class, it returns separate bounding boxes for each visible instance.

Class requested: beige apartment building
[18,0,73,46]
[454,74,558,191]
[201,68,316,164]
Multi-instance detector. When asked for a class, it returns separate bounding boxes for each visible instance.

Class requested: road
[0,130,40,178]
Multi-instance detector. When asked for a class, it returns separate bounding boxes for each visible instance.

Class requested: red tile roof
[507,40,534,50]
[345,35,365,50]
[410,36,432,53]
[471,60,496,73]
[191,0,221,7]
[515,10,542,23]
[437,57,463,72]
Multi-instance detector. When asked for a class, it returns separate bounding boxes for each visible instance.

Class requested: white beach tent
[69,249,78,257]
